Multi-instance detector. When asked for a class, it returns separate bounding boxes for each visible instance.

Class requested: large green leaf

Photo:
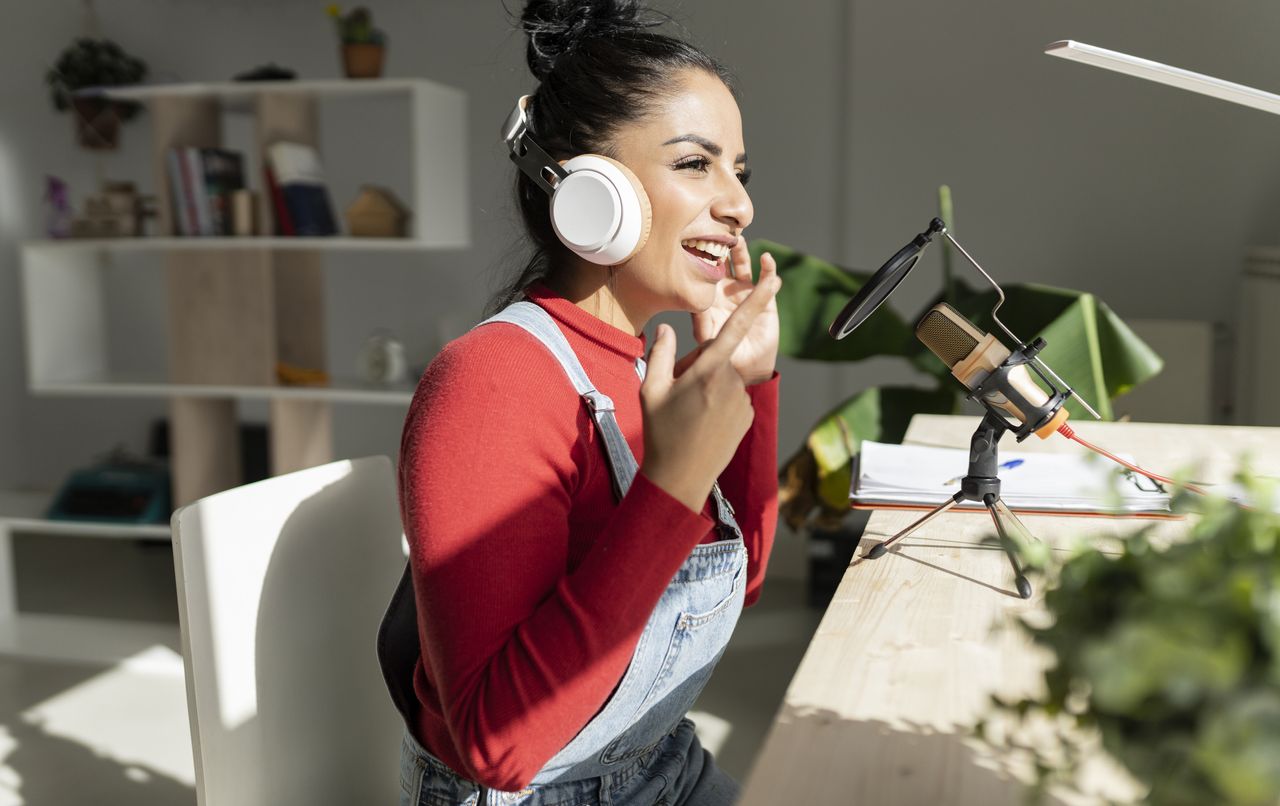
[943,283,1164,421]
[749,239,916,362]
[797,385,958,523]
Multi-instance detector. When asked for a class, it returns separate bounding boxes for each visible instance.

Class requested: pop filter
[828,218,946,340]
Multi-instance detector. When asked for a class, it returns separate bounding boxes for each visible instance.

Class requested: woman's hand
[690,238,780,386]
[640,272,782,511]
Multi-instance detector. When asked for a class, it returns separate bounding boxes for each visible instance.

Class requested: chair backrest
[171,456,407,806]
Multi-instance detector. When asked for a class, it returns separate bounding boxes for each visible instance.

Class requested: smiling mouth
[680,239,730,267]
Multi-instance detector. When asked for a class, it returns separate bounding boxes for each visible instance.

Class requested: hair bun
[521,0,656,81]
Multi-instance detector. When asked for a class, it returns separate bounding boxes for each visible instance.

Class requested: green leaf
[749,239,916,362]
[806,385,958,512]
[944,283,1164,421]
[1194,691,1280,804]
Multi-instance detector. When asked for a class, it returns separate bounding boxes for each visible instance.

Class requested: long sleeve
[717,371,780,608]
[398,324,716,791]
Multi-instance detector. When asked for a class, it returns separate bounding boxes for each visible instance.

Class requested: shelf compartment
[75,77,469,248]
[20,247,416,407]
[32,374,415,406]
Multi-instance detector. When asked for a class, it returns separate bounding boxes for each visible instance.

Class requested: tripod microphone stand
[863,331,1078,599]
[865,408,1039,598]
[829,216,1100,599]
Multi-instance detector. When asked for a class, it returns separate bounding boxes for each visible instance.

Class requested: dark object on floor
[234,63,297,81]
[807,516,867,608]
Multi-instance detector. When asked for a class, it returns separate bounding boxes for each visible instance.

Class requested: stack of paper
[851,441,1172,515]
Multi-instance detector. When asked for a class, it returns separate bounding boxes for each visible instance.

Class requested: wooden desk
[739,415,1280,805]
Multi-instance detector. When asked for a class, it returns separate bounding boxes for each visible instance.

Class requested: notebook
[851,441,1173,517]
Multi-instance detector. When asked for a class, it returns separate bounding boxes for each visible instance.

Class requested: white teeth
[680,238,731,262]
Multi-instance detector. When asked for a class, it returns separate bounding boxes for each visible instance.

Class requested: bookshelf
[77,77,468,247]
[20,77,469,508]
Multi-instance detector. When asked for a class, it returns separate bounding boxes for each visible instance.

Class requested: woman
[395,2,781,803]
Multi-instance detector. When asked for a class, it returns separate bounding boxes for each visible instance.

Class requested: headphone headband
[502,95,567,195]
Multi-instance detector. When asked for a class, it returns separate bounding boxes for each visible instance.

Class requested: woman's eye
[674,157,750,186]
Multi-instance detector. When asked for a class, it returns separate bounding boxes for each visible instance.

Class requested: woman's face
[609,68,754,322]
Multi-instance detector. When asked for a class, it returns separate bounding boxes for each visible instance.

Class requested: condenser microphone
[915,303,1069,439]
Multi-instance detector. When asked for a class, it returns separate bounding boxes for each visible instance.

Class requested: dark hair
[486,0,736,316]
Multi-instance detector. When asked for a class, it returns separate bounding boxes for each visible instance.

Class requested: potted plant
[327,5,387,79]
[982,476,1280,804]
[46,38,147,150]
[750,196,1162,538]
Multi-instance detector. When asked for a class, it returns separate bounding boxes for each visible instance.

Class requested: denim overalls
[392,301,747,806]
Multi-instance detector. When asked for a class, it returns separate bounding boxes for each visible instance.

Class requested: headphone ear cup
[592,156,651,263]
[553,154,652,266]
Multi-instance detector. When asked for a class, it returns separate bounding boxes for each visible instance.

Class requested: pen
[944,459,1024,486]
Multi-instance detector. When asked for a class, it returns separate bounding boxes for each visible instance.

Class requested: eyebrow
[662,134,747,163]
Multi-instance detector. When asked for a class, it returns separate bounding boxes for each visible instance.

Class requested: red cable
[1056,423,1212,498]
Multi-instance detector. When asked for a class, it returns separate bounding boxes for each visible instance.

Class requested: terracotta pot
[342,43,385,79]
[71,97,120,150]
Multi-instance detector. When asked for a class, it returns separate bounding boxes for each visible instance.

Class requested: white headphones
[501,95,652,266]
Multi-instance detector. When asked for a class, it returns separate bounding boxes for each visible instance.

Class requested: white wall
[843,0,1280,325]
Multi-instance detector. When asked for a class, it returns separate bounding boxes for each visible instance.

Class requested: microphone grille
[916,305,981,368]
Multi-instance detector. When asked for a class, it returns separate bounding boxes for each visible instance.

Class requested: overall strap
[478,301,639,502]
[479,302,742,540]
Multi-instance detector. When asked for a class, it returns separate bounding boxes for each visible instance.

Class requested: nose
[711,168,753,232]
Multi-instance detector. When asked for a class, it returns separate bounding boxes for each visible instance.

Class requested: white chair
[171,456,408,806]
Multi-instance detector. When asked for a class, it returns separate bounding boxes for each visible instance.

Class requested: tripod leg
[867,492,964,559]
[991,498,1041,547]
[984,494,1033,599]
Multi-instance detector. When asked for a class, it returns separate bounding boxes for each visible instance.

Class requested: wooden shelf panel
[76,77,444,110]
[0,491,171,539]
[21,236,463,252]
[31,373,415,406]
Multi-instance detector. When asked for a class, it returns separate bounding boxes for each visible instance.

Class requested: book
[850,441,1173,517]
[179,148,203,236]
[263,164,294,236]
[182,147,214,236]
[199,148,246,235]
[165,148,192,236]
[265,141,337,236]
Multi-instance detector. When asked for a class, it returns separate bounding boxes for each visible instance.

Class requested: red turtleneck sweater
[397,284,779,790]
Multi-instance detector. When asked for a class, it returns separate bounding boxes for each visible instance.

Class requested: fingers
[691,307,716,345]
[758,250,777,284]
[698,267,781,365]
[728,236,752,283]
[644,323,676,392]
